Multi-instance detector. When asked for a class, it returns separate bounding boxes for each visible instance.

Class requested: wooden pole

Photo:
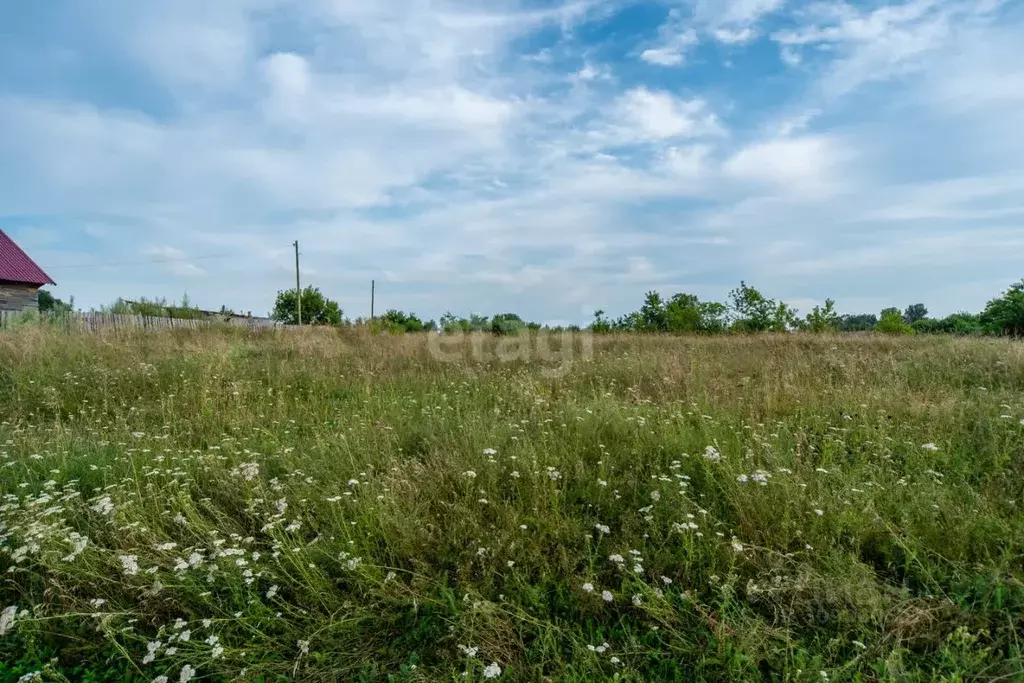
[294,240,302,326]
[371,279,375,321]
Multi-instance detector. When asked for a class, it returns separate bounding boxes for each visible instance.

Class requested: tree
[981,280,1024,336]
[838,313,878,332]
[491,313,527,335]
[804,299,840,333]
[729,282,797,332]
[639,291,668,331]
[876,308,913,335]
[903,303,928,324]
[38,289,73,315]
[272,286,342,325]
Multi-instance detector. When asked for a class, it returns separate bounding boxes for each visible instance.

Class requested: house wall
[0,281,40,312]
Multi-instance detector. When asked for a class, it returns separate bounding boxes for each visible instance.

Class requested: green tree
[980,280,1024,336]
[729,282,797,332]
[272,286,342,325]
[876,308,913,335]
[838,313,878,332]
[804,298,840,333]
[903,303,928,324]
[491,313,527,335]
[37,289,73,315]
[639,291,668,331]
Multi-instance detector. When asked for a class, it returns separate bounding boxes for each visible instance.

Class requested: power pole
[370,279,375,321]
[293,240,301,326]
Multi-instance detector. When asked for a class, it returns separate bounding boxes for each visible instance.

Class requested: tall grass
[1,328,1023,681]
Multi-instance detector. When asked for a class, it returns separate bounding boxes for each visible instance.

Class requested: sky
[1,0,1023,324]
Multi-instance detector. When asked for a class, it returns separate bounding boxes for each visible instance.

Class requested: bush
[876,309,914,335]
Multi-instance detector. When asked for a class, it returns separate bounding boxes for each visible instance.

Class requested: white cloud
[723,135,847,194]
[614,88,724,141]
[713,28,757,44]
[639,10,698,66]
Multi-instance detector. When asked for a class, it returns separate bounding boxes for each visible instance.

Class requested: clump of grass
[1,328,1023,681]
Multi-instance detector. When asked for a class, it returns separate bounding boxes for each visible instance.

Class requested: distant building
[0,229,56,312]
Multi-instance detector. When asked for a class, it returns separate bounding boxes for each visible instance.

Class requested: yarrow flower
[178,664,196,683]
[482,662,502,678]
[582,583,594,592]
[594,524,610,534]
[0,605,17,636]
[601,590,614,603]
[703,446,721,462]
[921,443,939,451]
[482,448,497,455]
[118,555,140,576]
[608,554,624,564]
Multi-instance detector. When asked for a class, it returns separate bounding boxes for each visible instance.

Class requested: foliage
[980,279,1024,336]
[903,302,928,324]
[802,298,840,333]
[2,330,1024,681]
[876,308,914,334]
[729,282,798,332]
[272,286,342,326]
[37,289,74,315]
[377,309,434,333]
[99,296,206,320]
[838,313,878,332]
[490,313,526,336]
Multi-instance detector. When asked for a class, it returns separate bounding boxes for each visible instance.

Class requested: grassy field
[1,328,1023,682]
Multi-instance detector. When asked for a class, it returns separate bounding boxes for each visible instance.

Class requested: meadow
[1,328,1023,682]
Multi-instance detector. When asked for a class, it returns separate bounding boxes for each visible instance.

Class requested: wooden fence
[0,310,281,333]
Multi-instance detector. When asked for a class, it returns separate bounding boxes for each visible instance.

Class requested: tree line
[269,279,1024,337]
[37,278,1024,337]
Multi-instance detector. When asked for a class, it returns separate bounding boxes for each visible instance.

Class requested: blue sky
[1,0,1022,323]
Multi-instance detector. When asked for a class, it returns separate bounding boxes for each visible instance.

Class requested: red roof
[0,229,56,286]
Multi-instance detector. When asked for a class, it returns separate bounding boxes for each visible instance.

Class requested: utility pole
[293,240,301,326]
[370,280,375,321]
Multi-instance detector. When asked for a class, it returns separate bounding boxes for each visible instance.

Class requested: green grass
[1,328,1023,682]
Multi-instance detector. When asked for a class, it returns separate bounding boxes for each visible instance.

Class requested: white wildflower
[731,538,744,553]
[482,448,497,455]
[178,664,195,683]
[703,446,721,462]
[457,644,478,658]
[234,462,259,481]
[632,594,643,606]
[266,585,279,599]
[660,575,672,585]
[601,590,614,603]
[463,471,477,479]
[594,524,610,534]
[0,605,17,635]
[813,509,824,517]
[298,639,310,655]
[737,474,749,484]
[153,677,169,683]
[921,443,939,451]
[119,555,140,576]
[582,583,594,592]
[482,662,502,679]
[608,554,624,564]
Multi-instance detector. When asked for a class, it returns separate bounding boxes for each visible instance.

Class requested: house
[0,229,56,312]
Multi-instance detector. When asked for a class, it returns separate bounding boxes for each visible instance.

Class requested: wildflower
[298,639,310,655]
[610,656,621,664]
[266,585,279,599]
[155,542,177,551]
[482,662,502,678]
[510,470,520,478]
[632,594,643,606]
[737,474,749,483]
[91,495,115,516]
[608,554,625,564]
[143,640,162,665]
[730,538,744,553]
[119,555,140,576]
[598,479,608,486]
[602,590,614,602]
[852,640,866,649]
[463,471,477,479]
[234,462,259,481]
[582,583,594,592]
[178,630,191,642]
[506,560,515,568]
[594,524,610,534]
[90,598,107,608]
[813,509,824,517]
[482,448,497,455]
[921,443,939,451]
[153,677,169,683]
[178,664,196,683]
[0,605,17,635]
[703,446,721,462]
[201,619,212,628]
[660,575,672,585]
[211,645,224,659]
[547,468,562,481]
[457,644,478,658]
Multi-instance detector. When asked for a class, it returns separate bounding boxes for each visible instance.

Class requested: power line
[46,253,236,270]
